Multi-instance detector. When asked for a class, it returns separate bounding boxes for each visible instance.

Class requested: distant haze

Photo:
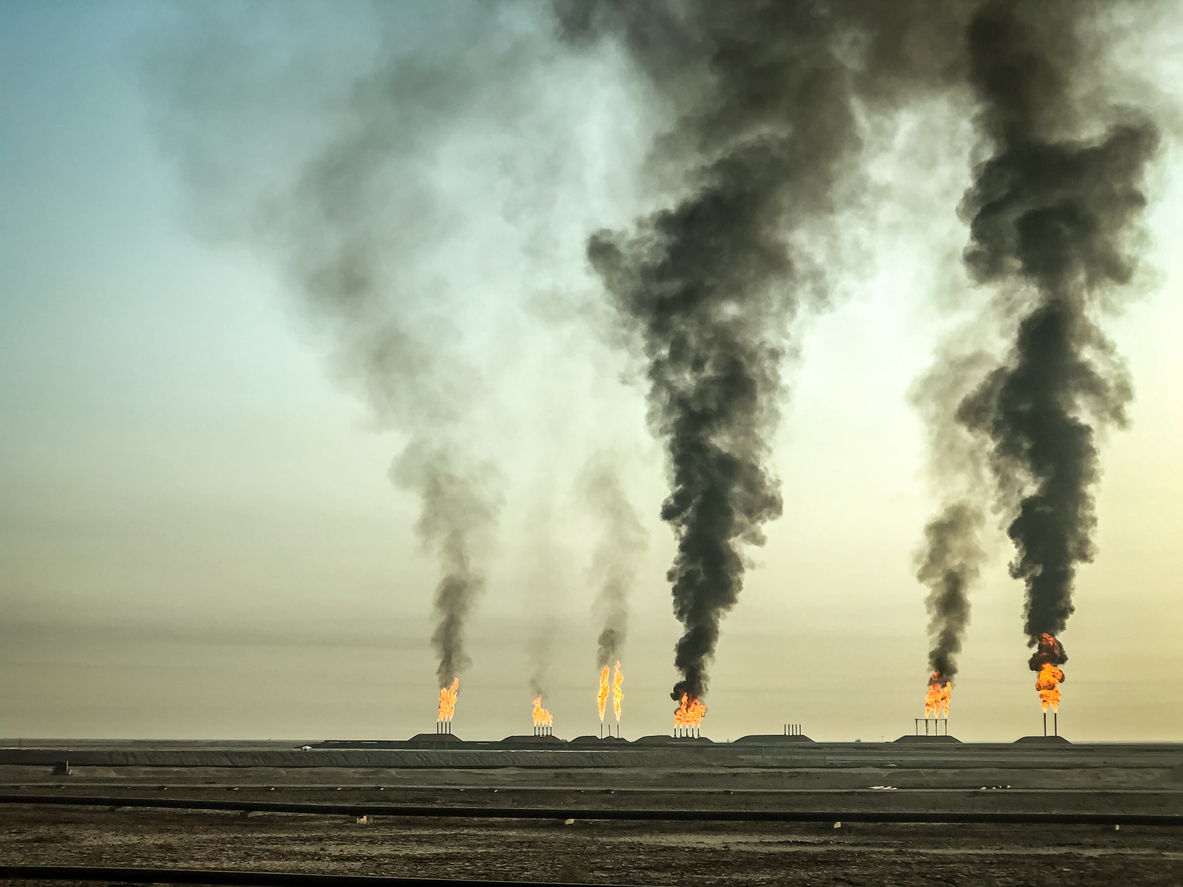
[1,1,1181,743]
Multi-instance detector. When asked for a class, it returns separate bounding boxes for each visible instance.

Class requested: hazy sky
[2,1,1181,743]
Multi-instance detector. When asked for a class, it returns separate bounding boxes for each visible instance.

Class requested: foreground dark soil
[3,742,1182,885]
[2,803,1182,886]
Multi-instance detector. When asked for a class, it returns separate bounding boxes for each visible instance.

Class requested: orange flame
[1036,662,1064,712]
[1029,633,1067,712]
[531,695,553,727]
[673,693,706,728]
[612,661,624,722]
[597,665,610,721]
[924,672,951,718]
[437,677,459,722]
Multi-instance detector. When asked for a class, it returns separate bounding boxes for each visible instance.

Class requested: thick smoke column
[912,348,996,689]
[557,1,973,705]
[146,6,543,697]
[394,444,500,688]
[572,2,829,705]
[580,456,648,668]
[917,503,985,684]
[252,60,509,695]
[953,1,1159,671]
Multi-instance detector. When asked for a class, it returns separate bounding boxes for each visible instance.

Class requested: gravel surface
[3,742,1181,885]
[3,805,1182,885]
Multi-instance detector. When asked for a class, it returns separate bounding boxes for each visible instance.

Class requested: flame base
[924,673,952,718]
[1030,634,1066,712]
[673,693,706,731]
[437,678,460,724]
[531,695,554,730]
[612,662,624,723]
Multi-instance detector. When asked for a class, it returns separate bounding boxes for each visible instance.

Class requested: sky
[1,1,1181,743]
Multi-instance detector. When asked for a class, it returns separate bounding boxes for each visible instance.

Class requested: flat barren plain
[2,738,1181,885]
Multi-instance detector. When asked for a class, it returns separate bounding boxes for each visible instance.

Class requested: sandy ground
[3,805,1182,886]
[2,743,1182,885]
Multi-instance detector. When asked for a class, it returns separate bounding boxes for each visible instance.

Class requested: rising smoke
[525,531,563,700]
[579,455,649,668]
[912,347,996,685]
[949,1,1160,671]
[393,444,500,688]
[556,1,974,705]
[917,503,985,682]
[146,4,572,693]
[147,0,1166,716]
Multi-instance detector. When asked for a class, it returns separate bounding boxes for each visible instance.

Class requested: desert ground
[2,737,1181,885]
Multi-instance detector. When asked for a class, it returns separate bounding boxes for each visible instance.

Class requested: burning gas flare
[531,695,553,728]
[612,661,624,722]
[437,677,459,723]
[924,672,951,718]
[1035,663,1064,712]
[597,665,610,721]
[1028,633,1067,712]
[673,693,706,729]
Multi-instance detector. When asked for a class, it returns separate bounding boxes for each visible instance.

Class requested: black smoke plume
[145,6,542,693]
[557,1,975,704]
[917,503,986,682]
[953,1,1159,663]
[1029,632,1067,673]
[912,347,997,686]
[393,444,500,688]
[580,456,648,668]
